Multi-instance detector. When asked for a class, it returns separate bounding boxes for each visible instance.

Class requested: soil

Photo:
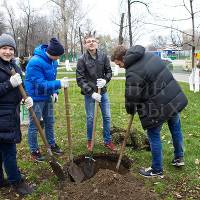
[58,169,159,200]
[111,126,151,151]
[58,153,159,200]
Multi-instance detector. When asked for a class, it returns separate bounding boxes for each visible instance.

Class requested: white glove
[97,78,106,88]
[10,73,22,88]
[92,92,101,102]
[52,93,58,103]
[24,97,33,109]
[60,78,69,88]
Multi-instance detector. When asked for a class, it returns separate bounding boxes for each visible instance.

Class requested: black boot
[0,179,10,188]
[12,180,33,195]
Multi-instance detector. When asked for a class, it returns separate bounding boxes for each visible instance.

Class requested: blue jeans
[0,143,21,184]
[28,101,55,152]
[147,113,184,172]
[84,92,111,143]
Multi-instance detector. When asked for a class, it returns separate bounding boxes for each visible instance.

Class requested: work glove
[97,78,106,88]
[24,97,33,109]
[60,77,69,88]
[92,92,101,102]
[10,73,22,88]
[52,93,58,103]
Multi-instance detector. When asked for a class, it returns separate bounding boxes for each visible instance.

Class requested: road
[58,71,189,83]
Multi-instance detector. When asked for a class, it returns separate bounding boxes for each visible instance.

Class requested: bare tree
[143,0,200,68]
[0,11,7,35]
[127,0,149,46]
[18,0,35,56]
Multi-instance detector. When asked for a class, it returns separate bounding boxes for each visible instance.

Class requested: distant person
[25,38,69,162]
[76,34,115,151]
[111,45,188,177]
[0,33,33,195]
[19,56,29,73]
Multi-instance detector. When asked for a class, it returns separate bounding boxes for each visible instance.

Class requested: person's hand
[97,78,106,88]
[60,77,69,88]
[92,92,101,102]
[24,97,33,109]
[10,73,22,88]
[52,93,58,103]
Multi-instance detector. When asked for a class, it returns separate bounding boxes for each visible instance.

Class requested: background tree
[0,11,7,35]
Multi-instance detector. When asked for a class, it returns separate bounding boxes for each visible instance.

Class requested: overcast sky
[1,0,200,46]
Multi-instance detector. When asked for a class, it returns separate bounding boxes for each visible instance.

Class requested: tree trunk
[119,13,125,45]
[190,0,195,68]
[79,27,83,54]
[127,0,132,46]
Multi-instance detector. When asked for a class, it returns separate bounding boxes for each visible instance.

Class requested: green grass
[1,80,200,200]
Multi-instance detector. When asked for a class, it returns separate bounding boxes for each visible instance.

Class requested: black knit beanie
[46,38,64,56]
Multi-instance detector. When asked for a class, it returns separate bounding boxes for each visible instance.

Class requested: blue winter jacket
[25,45,61,101]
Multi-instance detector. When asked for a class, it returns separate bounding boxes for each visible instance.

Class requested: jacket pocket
[0,109,17,132]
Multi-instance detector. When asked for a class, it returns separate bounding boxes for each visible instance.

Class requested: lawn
[0,80,199,200]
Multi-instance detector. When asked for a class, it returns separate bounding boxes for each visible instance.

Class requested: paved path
[59,71,189,83]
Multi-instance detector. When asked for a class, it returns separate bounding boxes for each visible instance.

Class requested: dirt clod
[58,169,159,200]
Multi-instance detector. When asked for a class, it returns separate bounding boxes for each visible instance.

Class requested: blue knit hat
[0,34,16,50]
[46,38,64,56]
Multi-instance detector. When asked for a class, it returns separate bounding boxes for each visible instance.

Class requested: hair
[111,45,127,62]
[83,32,97,44]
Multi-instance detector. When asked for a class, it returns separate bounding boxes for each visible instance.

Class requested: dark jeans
[0,143,21,184]
[147,113,184,172]
[28,101,55,152]
[84,92,112,143]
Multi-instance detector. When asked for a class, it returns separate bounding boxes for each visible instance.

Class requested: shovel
[11,69,65,180]
[83,88,101,178]
[64,87,84,183]
[116,115,134,171]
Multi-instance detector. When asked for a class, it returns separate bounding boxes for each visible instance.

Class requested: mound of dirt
[58,169,158,200]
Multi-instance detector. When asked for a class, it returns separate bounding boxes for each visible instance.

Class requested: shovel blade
[49,160,65,181]
[68,163,85,183]
[83,157,95,179]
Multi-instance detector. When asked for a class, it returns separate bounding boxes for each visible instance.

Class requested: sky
[1,0,200,46]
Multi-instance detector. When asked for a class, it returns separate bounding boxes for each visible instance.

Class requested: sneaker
[12,180,33,196]
[104,141,116,151]
[87,140,92,151]
[139,167,164,178]
[51,143,63,155]
[31,150,45,162]
[172,157,185,167]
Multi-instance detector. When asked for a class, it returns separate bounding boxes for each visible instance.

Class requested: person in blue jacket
[0,33,33,195]
[25,38,69,162]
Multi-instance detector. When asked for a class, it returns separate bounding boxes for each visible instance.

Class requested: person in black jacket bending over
[111,45,188,178]
[76,34,115,151]
[0,34,33,195]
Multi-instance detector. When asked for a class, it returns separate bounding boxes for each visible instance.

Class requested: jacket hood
[124,45,145,67]
[34,44,51,62]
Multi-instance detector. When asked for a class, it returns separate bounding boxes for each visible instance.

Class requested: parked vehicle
[148,51,173,71]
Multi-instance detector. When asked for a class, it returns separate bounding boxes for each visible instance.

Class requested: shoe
[51,143,63,155]
[87,140,92,151]
[12,180,33,196]
[31,150,45,162]
[104,141,116,151]
[139,167,164,178]
[0,179,10,188]
[172,157,185,167]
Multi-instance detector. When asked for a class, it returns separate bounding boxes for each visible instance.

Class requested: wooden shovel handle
[11,69,53,156]
[64,87,73,160]
[116,115,134,170]
[91,88,101,151]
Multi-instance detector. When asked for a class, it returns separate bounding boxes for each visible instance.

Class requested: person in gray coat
[111,45,188,177]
